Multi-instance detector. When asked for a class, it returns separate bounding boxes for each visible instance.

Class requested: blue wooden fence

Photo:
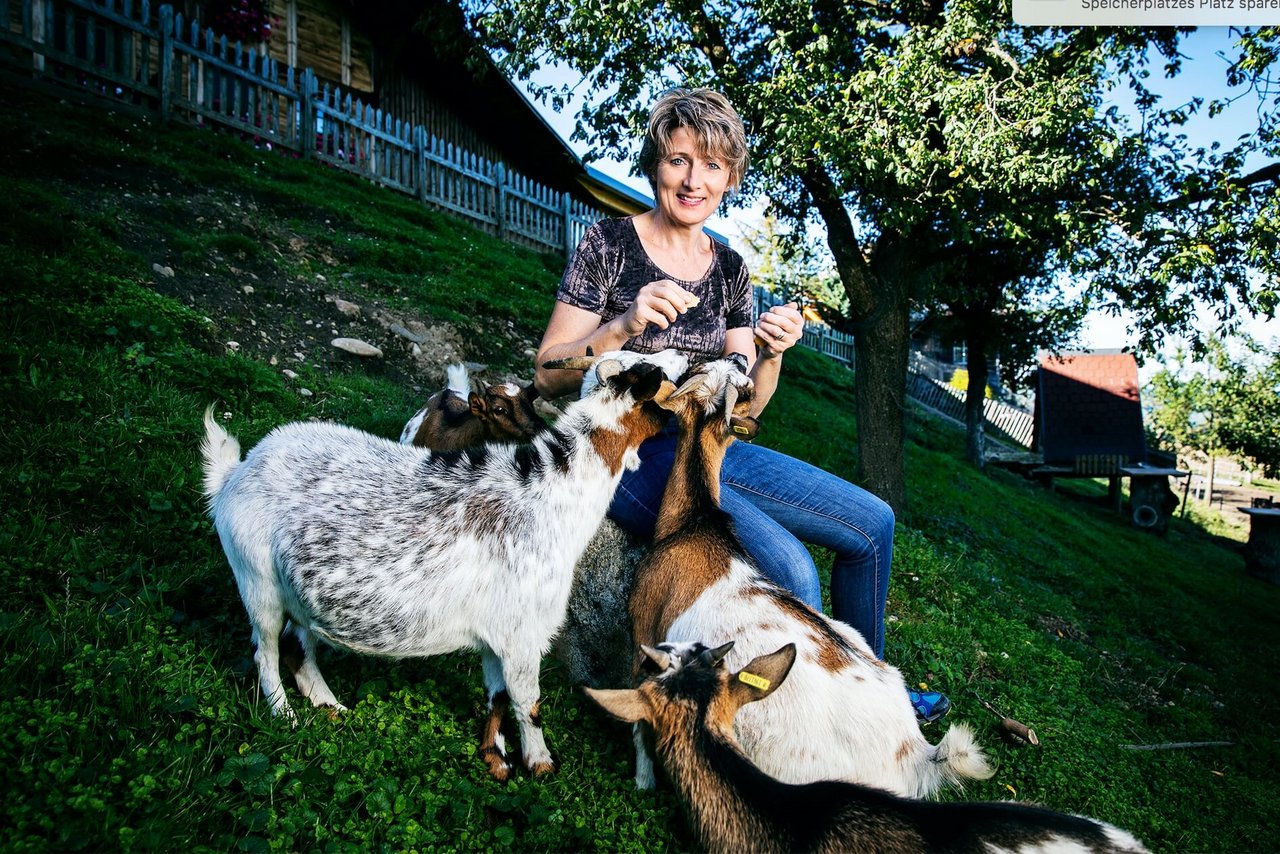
[0,0,603,255]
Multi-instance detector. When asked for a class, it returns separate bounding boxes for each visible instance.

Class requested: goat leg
[479,647,516,781]
[501,655,556,776]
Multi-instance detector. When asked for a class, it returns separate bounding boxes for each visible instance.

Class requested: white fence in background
[754,288,1035,448]
[0,0,603,254]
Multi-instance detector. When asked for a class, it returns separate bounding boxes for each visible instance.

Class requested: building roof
[1035,351,1147,466]
[340,2,736,233]
[580,165,652,216]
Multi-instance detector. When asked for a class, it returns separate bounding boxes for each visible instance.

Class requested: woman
[534,88,946,721]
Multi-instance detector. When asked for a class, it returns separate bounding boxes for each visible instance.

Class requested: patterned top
[556,217,754,361]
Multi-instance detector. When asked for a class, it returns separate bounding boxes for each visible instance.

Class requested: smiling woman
[528,87,936,718]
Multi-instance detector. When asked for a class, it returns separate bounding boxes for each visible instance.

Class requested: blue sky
[1081,27,1278,354]
[520,27,1278,355]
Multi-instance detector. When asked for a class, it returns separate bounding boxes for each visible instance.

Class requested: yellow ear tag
[738,671,771,690]
[732,424,751,435]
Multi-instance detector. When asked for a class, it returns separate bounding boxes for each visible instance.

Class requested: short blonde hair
[637,88,749,194]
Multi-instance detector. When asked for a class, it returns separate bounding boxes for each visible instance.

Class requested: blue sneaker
[908,689,951,723]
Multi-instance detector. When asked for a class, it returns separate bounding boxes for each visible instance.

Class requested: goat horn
[668,373,706,401]
[541,355,596,372]
[640,644,673,671]
[722,383,739,428]
[703,641,735,667]
[595,359,624,383]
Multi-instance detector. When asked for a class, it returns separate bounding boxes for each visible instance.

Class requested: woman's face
[653,126,731,229]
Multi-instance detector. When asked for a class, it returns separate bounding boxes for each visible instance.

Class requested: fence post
[299,68,315,160]
[414,125,427,205]
[561,193,574,256]
[158,5,173,121]
[493,162,507,240]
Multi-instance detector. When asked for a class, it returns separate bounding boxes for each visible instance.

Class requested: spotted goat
[399,363,546,451]
[200,349,687,780]
[626,357,992,798]
[589,643,1148,854]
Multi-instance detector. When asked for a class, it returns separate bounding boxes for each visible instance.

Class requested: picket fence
[754,290,1035,448]
[0,0,603,254]
[906,370,1035,448]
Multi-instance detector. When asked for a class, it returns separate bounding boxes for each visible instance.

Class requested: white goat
[628,358,992,798]
[588,644,1148,854]
[200,348,687,780]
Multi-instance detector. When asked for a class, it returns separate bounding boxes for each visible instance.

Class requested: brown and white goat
[201,349,686,780]
[588,644,1148,854]
[627,358,991,797]
[399,363,546,451]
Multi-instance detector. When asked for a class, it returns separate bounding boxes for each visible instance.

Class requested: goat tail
[446,363,470,397]
[200,405,242,504]
[926,722,995,793]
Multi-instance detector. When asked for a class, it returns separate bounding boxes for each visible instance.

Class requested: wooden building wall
[266,0,372,93]
[179,1,372,93]
[377,75,501,165]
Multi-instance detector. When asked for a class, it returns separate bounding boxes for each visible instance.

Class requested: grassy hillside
[2,80,1277,852]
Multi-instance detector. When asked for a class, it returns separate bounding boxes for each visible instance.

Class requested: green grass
[2,81,1277,852]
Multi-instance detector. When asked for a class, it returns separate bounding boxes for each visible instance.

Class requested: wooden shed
[1034,350,1148,473]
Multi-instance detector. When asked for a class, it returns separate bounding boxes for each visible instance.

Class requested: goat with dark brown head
[588,645,1148,854]
[400,364,546,451]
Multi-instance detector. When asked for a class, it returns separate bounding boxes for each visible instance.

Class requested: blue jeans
[609,424,894,657]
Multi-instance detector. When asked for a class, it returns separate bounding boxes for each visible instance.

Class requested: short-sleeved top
[556,217,754,362]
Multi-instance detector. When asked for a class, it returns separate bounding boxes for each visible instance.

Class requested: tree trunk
[803,167,912,514]
[854,240,912,512]
[965,332,988,469]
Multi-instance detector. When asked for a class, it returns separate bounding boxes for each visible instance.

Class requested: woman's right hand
[615,279,698,338]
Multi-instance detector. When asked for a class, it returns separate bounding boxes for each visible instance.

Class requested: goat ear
[729,643,796,708]
[519,383,539,402]
[728,416,760,441]
[652,380,679,409]
[468,393,488,419]
[583,687,648,724]
[700,640,735,668]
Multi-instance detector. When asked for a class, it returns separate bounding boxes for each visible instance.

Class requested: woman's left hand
[755,302,804,358]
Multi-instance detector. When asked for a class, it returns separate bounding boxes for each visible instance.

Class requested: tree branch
[1161,161,1280,209]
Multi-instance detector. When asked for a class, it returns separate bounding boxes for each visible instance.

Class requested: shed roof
[1035,350,1147,465]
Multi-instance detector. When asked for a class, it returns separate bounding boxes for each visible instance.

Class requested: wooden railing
[906,370,1035,448]
[754,289,1035,448]
[753,288,856,366]
[0,0,604,256]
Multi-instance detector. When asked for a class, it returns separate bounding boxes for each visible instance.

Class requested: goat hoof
[486,759,515,783]
[481,748,515,782]
[529,760,556,778]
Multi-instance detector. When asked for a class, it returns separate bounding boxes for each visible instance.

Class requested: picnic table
[1239,505,1280,584]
